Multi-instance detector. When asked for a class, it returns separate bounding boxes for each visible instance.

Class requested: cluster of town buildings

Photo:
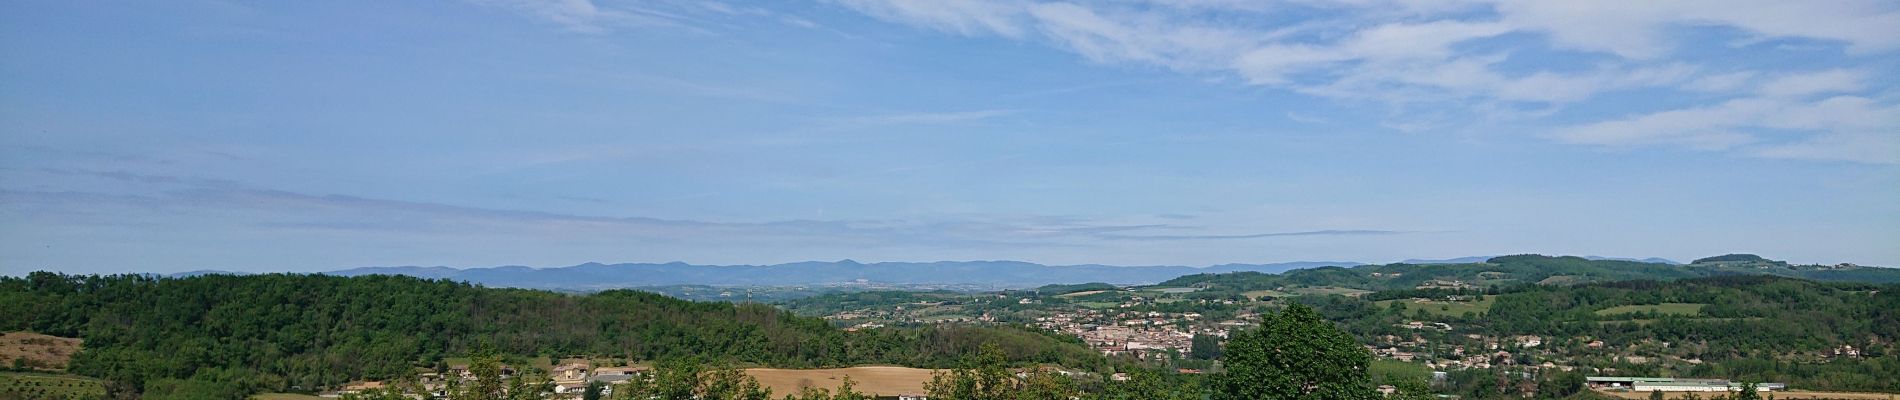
[1030,306,1251,359]
[820,294,1252,360]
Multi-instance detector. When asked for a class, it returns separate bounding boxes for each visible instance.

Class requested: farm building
[1587,377,1785,392]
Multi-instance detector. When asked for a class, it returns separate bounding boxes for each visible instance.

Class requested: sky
[1,0,1897,275]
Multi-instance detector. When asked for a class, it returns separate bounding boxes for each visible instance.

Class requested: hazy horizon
[4,1,1897,275]
[17,253,1879,278]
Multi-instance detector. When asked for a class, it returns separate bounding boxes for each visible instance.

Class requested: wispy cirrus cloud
[1756,69,1867,98]
[817,0,1900,163]
[460,1,1899,163]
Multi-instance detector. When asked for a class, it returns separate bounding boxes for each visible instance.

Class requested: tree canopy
[1212,303,1378,400]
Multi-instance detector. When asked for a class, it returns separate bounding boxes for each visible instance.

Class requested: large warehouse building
[1587,377,1786,392]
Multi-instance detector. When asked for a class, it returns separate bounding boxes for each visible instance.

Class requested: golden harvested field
[1595,389,1898,399]
[745,366,941,397]
[0,332,82,370]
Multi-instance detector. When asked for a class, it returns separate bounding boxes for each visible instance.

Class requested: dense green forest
[0,272,1108,398]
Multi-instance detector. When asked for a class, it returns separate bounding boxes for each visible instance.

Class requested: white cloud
[1684,71,1758,92]
[1753,129,1900,164]
[1552,95,1900,163]
[1232,20,1513,85]
[1488,1,1900,58]
[1757,69,1867,98]
[827,0,1029,37]
[781,15,822,29]
[1026,3,1266,71]
[1549,98,1775,150]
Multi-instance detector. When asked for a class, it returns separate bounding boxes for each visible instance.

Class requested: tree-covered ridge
[1029,282,1119,296]
[0,272,1108,398]
[1160,254,1900,292]
[1307,275,1900,392]
[1405,276,1899,354]
[1692,254,1770,264]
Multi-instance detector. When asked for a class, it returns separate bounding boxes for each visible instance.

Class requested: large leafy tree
[1212,303,1377,400]
[583,380,605,400]
[449,352,508,400]
[700,365,773,400]
[1190,334,1222,360]
[1091,369,1200,400]
[924,344,1016,400]
[1733,382,1762,400]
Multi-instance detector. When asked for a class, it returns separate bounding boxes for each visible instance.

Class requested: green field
[1289,286,1374,297]
[1241,287,1371,299]
[0,372,106,400]
[1368,359,1433,385]
[1375,295,1497,317]
[1594,303,1707,317]
[1241,289,1290,299]
[1054,290,1110,298]
[1598,316,1761,327]
[1536,275,1586,285]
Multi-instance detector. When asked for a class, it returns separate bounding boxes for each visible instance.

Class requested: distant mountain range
[314,260,1364,289]
[159,255,1732,291]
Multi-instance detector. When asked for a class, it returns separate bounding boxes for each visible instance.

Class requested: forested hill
[1160,254,1900,291]
[0,272,1107,398]
[1307,275,1900,393]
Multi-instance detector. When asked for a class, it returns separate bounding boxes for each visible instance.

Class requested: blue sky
[2,0,1897,274]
